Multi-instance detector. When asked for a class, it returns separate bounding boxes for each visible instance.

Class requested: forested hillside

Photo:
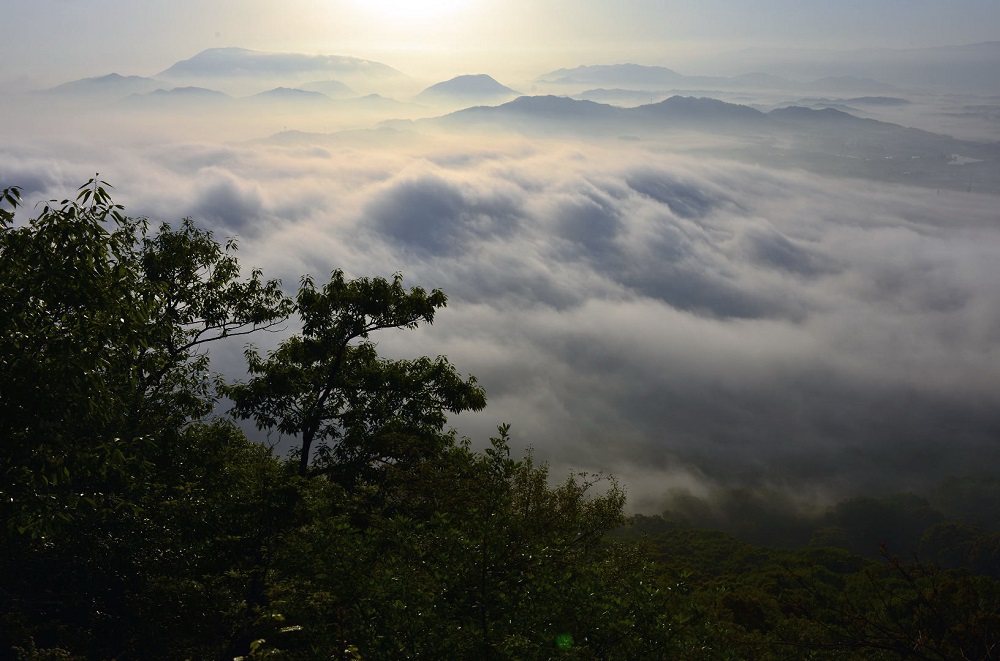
[2,181,998,660]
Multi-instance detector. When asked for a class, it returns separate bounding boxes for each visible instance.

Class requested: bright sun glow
[353,0,472,20]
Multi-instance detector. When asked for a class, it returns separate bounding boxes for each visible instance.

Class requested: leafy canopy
[0,177,292,537]
[227,270,487,478]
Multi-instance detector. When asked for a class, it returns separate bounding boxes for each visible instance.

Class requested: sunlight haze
[5,0,999,84]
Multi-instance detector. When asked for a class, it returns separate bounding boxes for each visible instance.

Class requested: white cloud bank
[3,131,998,511]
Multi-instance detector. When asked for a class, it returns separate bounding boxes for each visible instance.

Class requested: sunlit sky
[5,0,1000,86]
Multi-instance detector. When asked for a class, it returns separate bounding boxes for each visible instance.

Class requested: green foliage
[822,494,944,558]
[0,180,292,657]
[2,420,299,659]
[0,178,291,540]
[260,426,682,659]
[930,475,1000,531]
[778,547,1000,660]
[226,269,486,478]
[625,516,1000,660]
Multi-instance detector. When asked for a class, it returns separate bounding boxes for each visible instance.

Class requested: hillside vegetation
[1,181,998,660]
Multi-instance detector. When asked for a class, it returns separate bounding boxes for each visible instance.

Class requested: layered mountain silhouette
[538,63,898,97]
[434,94,943,134]
[32,46,999,195]
[44,50,405,102]
[414,94,1000,192]
[434,95,771,134]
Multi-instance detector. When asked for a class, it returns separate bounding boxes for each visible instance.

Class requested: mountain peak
[633,96,768,124]
[415,74,520,104]
[158,48,407,82]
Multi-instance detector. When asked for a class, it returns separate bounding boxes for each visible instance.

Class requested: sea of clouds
[3,125,998,511]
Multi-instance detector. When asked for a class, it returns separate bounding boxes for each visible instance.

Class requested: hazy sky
[5,0,999,85]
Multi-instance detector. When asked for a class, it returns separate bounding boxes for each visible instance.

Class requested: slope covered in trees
[0,181,674,659]
[1,181,999,660]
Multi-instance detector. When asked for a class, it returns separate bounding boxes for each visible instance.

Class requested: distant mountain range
[432,94,942,134]
[41,48,415,101]
[427,96,981,162]
[537,64,897,95]
[41,71,410,110]
[36,40,1000,110]
[433,95,777,134]
[47,55,897,108]
[414,93,998,192]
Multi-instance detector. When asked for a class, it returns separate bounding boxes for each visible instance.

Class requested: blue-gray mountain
[158,47,407,82]
[414,74,520,106]
[537,64,896,95]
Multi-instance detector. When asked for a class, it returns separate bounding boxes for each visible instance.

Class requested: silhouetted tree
[226,270,486,479]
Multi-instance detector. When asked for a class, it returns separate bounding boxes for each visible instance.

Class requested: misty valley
[3,43,1000,659]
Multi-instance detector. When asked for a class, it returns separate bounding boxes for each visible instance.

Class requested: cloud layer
[3,129,999,511]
